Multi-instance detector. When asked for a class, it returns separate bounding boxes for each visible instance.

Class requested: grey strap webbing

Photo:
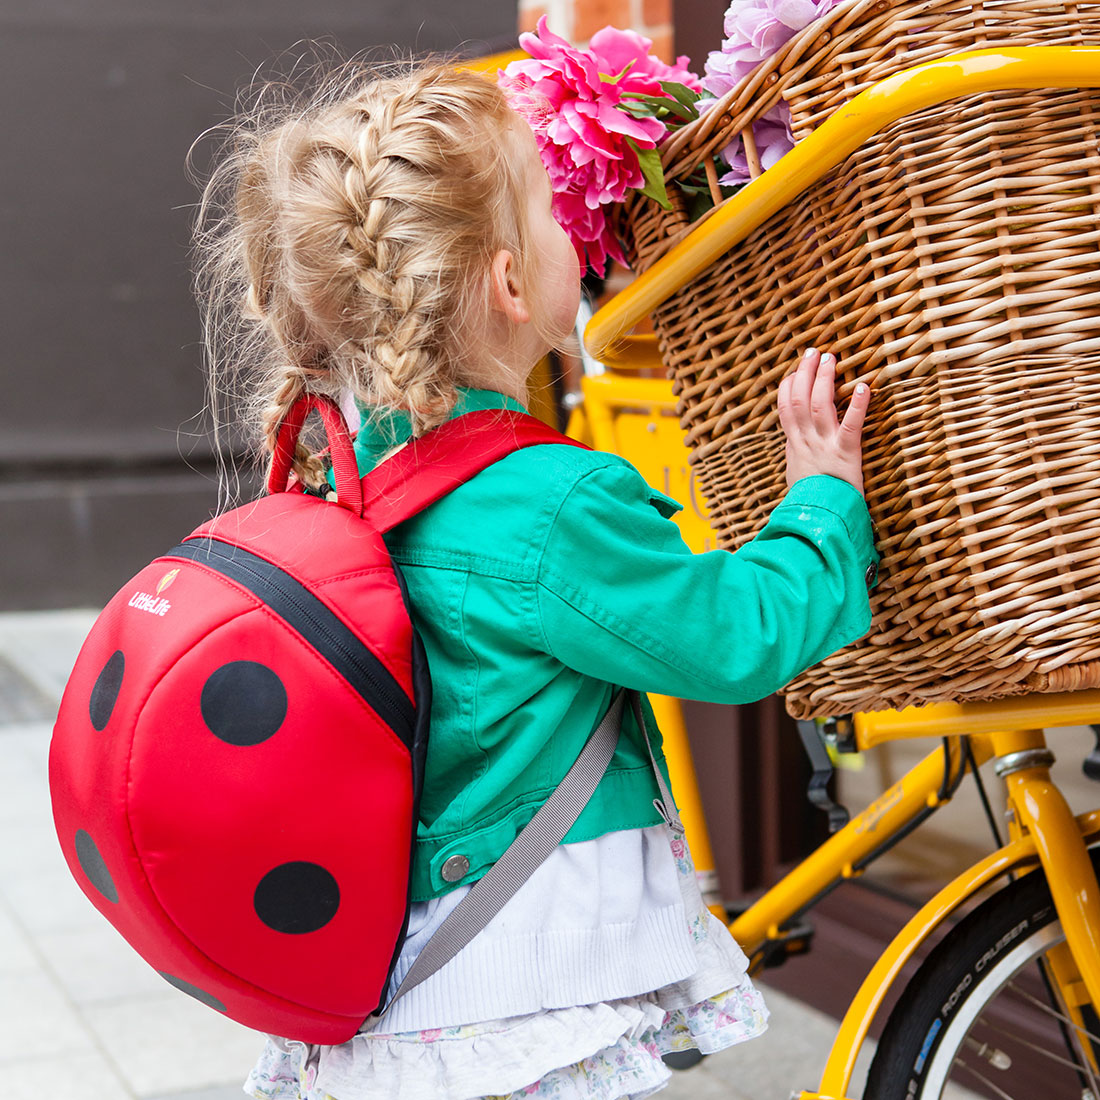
[387,688,681,1007]
[629,691,684,838]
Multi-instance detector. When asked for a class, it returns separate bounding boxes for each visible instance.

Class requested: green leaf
[688,192,716,222]
[658,80,701,119]
[618,98,662,120]
[677,180,715,195]
[624,91,690,124]
[628,139,671,210]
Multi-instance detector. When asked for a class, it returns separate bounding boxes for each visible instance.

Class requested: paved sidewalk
[0,609,870,1100]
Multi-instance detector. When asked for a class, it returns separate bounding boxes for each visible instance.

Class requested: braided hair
[193,57,551,492]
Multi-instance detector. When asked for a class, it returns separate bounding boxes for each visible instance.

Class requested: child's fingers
[790,347,819,412]
[839,382,872,439]
[777,373,796,434]
[810,352,837,424]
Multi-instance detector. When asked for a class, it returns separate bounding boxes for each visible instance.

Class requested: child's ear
[489,249,531,326]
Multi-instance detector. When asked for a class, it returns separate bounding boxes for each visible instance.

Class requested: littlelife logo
[128,591,172,617]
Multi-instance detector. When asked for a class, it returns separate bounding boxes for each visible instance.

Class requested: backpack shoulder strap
[361,409,587,533]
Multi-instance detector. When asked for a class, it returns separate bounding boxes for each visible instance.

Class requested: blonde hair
[192,54,563,490]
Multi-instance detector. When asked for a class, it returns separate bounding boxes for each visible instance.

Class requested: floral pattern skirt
[246,977,766,1100]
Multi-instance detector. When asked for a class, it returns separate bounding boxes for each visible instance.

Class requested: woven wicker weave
[617,0,1100,717]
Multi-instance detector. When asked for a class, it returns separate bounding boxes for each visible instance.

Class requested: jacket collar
[354,388,528,468]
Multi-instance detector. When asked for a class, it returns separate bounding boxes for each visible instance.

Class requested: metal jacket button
[865,562,878,589]
[440,855,470,883]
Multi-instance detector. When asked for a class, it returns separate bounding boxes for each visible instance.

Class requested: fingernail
[804,347,817,359]
[856,383,868,395]
[822,353,835,365]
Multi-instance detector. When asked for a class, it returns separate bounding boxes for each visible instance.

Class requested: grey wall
[1,0,516,610]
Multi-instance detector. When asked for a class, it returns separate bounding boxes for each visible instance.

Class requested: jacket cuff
[777,475,879,586]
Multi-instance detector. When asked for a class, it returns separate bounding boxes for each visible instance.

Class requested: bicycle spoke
[999,977,1100,1093]
[865,848,1100,1100]
[963,1036,1011,1070]
[1003,979,1100,1048]
[958,977,1100,1098]
[954,1057,1021,1100]
[980,1015,1095,1075]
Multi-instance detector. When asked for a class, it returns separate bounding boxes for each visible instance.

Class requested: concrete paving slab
[0,731,52,824]
[0,653,56,723]
[35,922,170,1005]
[4,867,106,934]
[0,970,98,1062]
[6,721,54,774]
[81,992,262,1097]
[3,1049,133,1100]
[0,609,99,702]
[0,815,70,880]
[0,901,38,974]
[662,1063,755,1100]
[8,720,54,770]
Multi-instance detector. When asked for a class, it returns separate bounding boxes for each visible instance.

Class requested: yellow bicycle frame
[785,693,1100,1099]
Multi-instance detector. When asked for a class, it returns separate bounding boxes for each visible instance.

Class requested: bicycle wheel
[865,850,1100,1100]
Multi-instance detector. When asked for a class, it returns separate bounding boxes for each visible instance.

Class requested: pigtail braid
[192,55,545,502]
[260,372,329,491]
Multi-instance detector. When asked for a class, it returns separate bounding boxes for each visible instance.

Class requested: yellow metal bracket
[584,46,1100,364]
[729,737,973,957]
[855,689,1100,748]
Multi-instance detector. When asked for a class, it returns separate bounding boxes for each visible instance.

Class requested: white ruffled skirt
[246,974,765,1100]
[245,834,767,1100]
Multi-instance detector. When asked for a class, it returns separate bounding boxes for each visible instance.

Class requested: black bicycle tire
[865,849,1100,1100]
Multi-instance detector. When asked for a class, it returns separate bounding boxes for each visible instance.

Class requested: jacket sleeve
[534,461,878,705]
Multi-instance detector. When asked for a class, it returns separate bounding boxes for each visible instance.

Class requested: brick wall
[518,0,674,62]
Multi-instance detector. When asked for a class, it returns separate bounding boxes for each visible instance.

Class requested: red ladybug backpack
[48,395,659,1043]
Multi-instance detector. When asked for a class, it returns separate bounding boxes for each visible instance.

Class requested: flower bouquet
[499,18,705,275]
[499,4,844,275]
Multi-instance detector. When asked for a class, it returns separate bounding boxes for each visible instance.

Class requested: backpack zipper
[167,536,416,749]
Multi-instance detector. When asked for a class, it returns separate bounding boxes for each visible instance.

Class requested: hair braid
[192,53,559,499]
[259,373,329,491]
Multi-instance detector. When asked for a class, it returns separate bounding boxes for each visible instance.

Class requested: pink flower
[587,25,703,96]
[704,0,838,97]
[500,19,701,275]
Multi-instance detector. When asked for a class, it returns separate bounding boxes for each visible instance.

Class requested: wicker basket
[617,0,1100,718]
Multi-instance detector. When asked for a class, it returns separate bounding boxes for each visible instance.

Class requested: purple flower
[701,0,835,181]
[702,49,759,98]
[704,0,838,97]
[715,102,794,185]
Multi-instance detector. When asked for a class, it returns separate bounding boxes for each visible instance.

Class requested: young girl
[193,57,875,1100]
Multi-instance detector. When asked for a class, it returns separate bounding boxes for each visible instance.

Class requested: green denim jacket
[353,389,878,900]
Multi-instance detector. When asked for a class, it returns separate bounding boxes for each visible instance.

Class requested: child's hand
[777,348,870,496]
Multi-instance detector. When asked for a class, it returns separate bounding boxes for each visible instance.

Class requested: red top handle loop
[267,394,363,516]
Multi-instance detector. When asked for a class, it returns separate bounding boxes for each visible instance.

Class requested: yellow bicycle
[568,45,1100,1100]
